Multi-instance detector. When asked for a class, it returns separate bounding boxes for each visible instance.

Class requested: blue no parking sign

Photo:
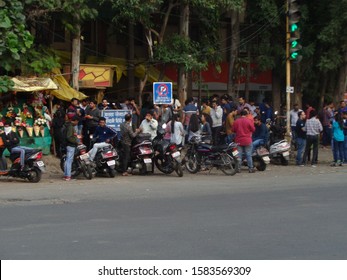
[153,82,173,105]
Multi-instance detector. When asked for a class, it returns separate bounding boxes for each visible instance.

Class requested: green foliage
[154,34,207,72]
[0,0,34,71]
[0,76,14,93]
[23,47,61,75]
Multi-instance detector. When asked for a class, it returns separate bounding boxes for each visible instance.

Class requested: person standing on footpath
[331,113,345,166]
[303,110,323,167]
[63,116,79,181]
[290,103,302,146]
[210,100,223,145]
[295,111,307,166]
[233,109,255,173]
[120,114,140,176]
[342,111,347,163]
[84,100,101,150]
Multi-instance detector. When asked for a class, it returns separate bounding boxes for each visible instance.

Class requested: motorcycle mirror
[162,123,167,129]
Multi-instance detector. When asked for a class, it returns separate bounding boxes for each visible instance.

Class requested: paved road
[0,164,346,260]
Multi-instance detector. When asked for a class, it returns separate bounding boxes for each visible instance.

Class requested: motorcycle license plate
[36,161,45,167]
[172,151,180,158]
[144,158,152,164]
[107,160,116,166]
[80,154,89,160]
[283,151,290,157]
[232,150,239,156]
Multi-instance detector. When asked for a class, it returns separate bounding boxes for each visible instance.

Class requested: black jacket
[1,131,20,152]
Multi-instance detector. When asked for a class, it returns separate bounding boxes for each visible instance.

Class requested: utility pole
[285,0,291,138]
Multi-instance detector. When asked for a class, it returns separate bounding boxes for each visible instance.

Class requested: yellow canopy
[11,77,58,92]
[49,69,88,101]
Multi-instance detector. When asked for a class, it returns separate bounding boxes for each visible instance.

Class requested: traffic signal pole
[286,0,291,139]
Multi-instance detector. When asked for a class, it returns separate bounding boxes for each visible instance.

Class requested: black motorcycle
[0,148,45,183]
[184,136,238,175]
[92,143,119,178]
[60,144,93,179]
[152,128,183,177]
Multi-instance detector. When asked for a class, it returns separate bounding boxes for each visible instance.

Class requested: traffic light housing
[288,0,302,62]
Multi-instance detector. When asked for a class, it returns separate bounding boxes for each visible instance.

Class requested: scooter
[267,118,291,165]
[0,148,45,183]
[90,136,119,178]
[184,136,238,175]
[60,144,94,179]
[127,133,154,175]
[152,125,183,177]
[269,140,291,165]
[92,143,119,177]
[238,145,270,171]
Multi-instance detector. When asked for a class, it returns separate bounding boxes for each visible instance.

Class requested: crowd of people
[2,93,347,180]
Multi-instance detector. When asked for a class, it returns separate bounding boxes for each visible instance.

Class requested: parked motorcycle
[0,148,45,183]
[184,136,238,175]
[92,143,119,177]
[152,126,183,177]
[249,146,270,171]
[124,133,154,175]
[267,118,291,165]
[269,140,291,165]
[60,144,93,179]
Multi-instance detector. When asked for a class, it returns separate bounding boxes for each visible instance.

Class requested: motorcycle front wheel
[184,152,199,174]
[220,154,237,176]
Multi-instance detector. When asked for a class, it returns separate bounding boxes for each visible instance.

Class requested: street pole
[286,0,291,139]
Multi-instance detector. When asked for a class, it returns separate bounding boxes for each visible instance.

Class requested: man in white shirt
[139,110,158,140]
[210,100,223,145]
[290,103,302,145]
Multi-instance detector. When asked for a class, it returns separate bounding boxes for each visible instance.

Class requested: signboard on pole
[102,110,131,138]
[153,82,173,105]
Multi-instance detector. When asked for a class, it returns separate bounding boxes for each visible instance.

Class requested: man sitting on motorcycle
[252,116,269,153]
[0,121,31,171]
[88,117,117,161]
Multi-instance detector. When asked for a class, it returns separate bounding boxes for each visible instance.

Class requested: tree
[0,0,33,92]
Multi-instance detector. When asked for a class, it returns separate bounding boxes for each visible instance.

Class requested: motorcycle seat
[11,148,41,155]
[211,144,228,152]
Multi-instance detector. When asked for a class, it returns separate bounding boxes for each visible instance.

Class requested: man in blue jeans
[64,116,79,181]
[295,111,307,166]
[252,116,269,152]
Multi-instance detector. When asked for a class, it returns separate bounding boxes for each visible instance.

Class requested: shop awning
[49,69,88,101]
[11,77,58,92]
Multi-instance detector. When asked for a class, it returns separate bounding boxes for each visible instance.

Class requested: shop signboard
[102,110,131,138]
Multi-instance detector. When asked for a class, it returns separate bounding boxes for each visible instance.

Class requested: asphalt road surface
[0,165,346,260]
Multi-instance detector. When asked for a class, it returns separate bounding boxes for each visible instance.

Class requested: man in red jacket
[233,109,256,173]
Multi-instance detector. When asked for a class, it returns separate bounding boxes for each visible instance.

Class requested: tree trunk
[178,2,189,104]
[227,10,239,101]
[128,21,135,99]
[334,51,347,103]
[272,70,281,113]
[71,24,81,91]
[319,73,328,110]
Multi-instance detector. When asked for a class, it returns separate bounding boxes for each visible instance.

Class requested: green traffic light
[291,40,298,48]
[291,23,298,32]
[291,52,298,59]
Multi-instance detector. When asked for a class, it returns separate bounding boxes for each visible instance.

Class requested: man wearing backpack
[63,116,79,181]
